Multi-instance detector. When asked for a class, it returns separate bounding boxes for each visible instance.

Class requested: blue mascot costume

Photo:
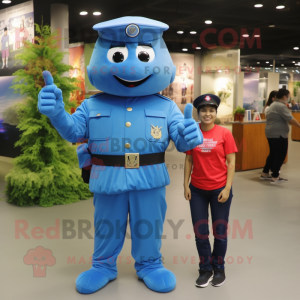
[38,17,203,293]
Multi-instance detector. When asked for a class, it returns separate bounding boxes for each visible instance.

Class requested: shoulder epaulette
[155,93,173,102]
[89,91,104,98]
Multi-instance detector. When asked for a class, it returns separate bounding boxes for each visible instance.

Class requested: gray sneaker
[260,175,272,180]
[270,177,288,184]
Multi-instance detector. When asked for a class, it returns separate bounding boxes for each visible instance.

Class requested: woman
[261,89,300,183]
[264,91,277,115]
[184,94,237,288]
[291,100,299,111]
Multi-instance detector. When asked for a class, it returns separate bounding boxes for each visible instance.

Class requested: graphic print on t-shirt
[196,138,218,153]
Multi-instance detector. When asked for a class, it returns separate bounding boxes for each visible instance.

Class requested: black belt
[89,152,165,167]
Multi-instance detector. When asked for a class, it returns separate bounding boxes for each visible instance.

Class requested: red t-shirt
[185,124,238,190]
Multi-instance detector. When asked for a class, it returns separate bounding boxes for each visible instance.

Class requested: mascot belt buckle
[125,153,139,169]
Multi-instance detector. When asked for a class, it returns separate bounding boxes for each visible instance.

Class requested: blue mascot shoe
[76,269,111,294]
[143,268,176,293]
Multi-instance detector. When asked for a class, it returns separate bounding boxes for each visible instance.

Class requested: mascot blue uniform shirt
[38,17,203,294]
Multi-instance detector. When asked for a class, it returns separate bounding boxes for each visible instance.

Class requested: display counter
[291,111,300,141]
[226,121,288,171]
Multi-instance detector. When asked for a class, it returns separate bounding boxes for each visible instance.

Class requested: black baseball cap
[193,94,221,109]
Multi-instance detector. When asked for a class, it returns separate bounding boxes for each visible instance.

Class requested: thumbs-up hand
[177,103,203,151]
[38,71,64,118]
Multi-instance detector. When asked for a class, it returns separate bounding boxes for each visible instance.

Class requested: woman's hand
[184,185,191,201]
[218,187,230,203]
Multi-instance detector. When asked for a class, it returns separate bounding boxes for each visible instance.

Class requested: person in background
[261,89,300,183]
[184,94,237,288]
[1,27,9,69]
[290,100,299,111]
[263,91,277,115]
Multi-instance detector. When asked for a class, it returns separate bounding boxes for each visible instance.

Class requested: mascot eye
[136,46,155,62]
[138,51,150,62]
[113,52,124,63]
[107,46,128,63]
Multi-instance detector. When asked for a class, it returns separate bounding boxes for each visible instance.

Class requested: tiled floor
[1,128,299,300]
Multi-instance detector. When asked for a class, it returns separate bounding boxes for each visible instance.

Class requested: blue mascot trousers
[92,186,166,280]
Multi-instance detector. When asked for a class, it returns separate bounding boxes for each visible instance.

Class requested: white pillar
[193,51,201,120]
[233,49,241,109]
[51,4,69,76]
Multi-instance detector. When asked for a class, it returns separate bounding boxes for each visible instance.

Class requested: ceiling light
[269,24,275,27]
[177,31,184,34]
[2,0,11,3]
[242,34,249,37]
[205,20,212,24]
[93,12,101,15]
[276,67,278,69]
[284,67,287,69]
[270,65,273,66]
[190,31,197,34]
[182,48,188,51]
[254,4,263,8]
[292,70,295,72]
[80,11,88,15]
[257,62,260,64]
[293,61,295,63]
[254,35,260,37]
[196,47,201,49]
[218,70,222,73]
[276,5,285,9]
[266,61,269,63]
[294,47,299,50]
[281,64,284,66]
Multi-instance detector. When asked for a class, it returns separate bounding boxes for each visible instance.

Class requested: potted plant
[233,106,245,121]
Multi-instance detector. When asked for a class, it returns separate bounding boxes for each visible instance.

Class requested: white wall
[267,72,280,96]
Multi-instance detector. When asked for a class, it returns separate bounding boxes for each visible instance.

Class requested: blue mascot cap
[93,16,169,43]
[193,94,221,110]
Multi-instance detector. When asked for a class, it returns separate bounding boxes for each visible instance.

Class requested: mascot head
[87,16,176,97]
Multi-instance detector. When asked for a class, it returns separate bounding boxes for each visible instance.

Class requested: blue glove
[176,103,203,152]
[38,71,65,118]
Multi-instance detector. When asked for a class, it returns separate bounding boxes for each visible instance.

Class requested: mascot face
[87,17,176,97]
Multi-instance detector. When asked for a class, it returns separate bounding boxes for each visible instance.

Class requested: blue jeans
[189,183,233,271]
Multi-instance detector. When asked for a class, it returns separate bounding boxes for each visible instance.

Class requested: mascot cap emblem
[126,24,140,37]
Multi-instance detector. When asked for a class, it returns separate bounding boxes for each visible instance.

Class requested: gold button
[125,143,131,149]
[96,113,101,116]
[127,107,132,111]
[125,122,131,127]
